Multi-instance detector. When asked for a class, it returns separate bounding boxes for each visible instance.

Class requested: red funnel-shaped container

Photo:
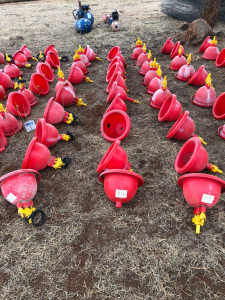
[199,36,212,53]
[202,46,219,60]
[99,169,143,208]
[148,88,171,109]
[177,173,225,233]
[135,52,148,66]
[43,97,71,125]
[107,82,136,104]
[55,83,77,107]
[77,54,91,67]
[131,45,144,60]
[105,94,127,114]
[36,62,54,83]
[139,61,151,75]
[161,37,174,54]
[0,52,5,64]
[167,111,204,142]
[0,70,14,89]
[0,111,23,136]
[55,78,74,94]
[97,140,131,173]
[215,48,225,67]
[106,62,125,83]
[13,51,29,68]
[84,45,101,62]
[175,137,219,174]
[100,109,131,142]
[170,42,184,59]
[175,64,195,81]
[169,55,187,71]
[46,51,60,69]
[19,87,38,107]
[191,84,216,107]
[146,76,169,95]
[68,65,92,84]
[22,137,60,171]
[29,73,50,96]
[188,65,208,86]
[108,57,125,74]
[4,63,23,79]
[218,125,225,140]
[107,46,121,62]
[117,51,127,68]
[0,169,41,208]
[106,71,127,93]
[44,44,58,56]
[0,85,7,101]
[35,118,74,148]
[20,45,32,60]
[158,94,182,122]
[142,70,157,86]
[6,92,31,118]
[72,61,89,75]
[0,128,7,153]
[212,92,225,119]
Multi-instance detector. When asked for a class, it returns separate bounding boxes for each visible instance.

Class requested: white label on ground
[115,190,127,198]
[201,194,215,204]
[6,193,17,203]
[23,120,36,132]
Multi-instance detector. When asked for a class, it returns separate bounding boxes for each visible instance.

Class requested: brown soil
[0,0,225,299]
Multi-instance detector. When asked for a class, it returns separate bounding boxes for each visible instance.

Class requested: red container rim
[99,169,144,187]
[43,97,55,120]
[191,94,215,108]
[161,37,172,54]
[35,118,47,145]
[218,125,225,140]
[170,41,180,59]
[167,111,189,139]
[212,92,225,119]
[199,36,210,53]
[175,73,190,82]
[158,94,178,122]
[188,65,205,85]
[215,48,225,67]
[96,140,121,173]
[105,94,125,114]
[22,137,38,169]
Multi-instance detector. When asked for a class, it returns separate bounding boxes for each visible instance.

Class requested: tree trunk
[198,0,221,28]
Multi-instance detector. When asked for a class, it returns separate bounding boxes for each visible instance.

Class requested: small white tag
[87,12,92,19]
[201,194,215,204]
[6,193,17,203]
[23,120,36,132]
[115,189,127,198]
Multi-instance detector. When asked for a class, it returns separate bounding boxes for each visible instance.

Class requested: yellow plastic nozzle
[53,158,65,169]
[25,63,32,68]
[62,134,72,141]
[142,43,146,53]
[5,53,12,62]
[0,103,6,113]
[133,100,141,104]
[187,53,192,65]
[73,51,80,61]
[197,136,207,145]
[162,76,167,90]
[57,67,64,80]
[95,56,102,61]
[58,57,62,61]
[150,57,159,69]
[76,98,87,107]
[130,169,133,172]
[38,51,44,60]
[85,77,93,83]
[148,50,152,61]
[66,113,74,124]
[210,164,223,173]
[192,212,206,234]
[156,65,162,77]
[18,206,36,224]
[77,45,84,53]
[136,37,142,46]
[210,36,218,45]
[205,73,213,88]
[178,45,182,56]
[32,57,38,62]
[14,82,20,89]
[127,89,129,93]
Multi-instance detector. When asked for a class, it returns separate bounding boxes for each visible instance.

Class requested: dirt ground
[0,0,225,299]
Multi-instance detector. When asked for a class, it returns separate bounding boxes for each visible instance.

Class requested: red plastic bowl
[170,42,184,59]
[215,48,225,67]
[161,37,174,54]
[107,46,121,62]
[158,94,182,122]
[188,65,208,86]
[212,92,225,119]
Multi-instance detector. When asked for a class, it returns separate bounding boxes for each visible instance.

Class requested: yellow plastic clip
[0,103,7,113]
[187,53,192,65]
[77,45,84,53]
[5,53,12,62]
[130,169,133,172]
[197,136,207,145]
[178,45,182,56]
[38,51,44,60]
[25,63,32,68]
[127,89,129,93]
[148,50,152,61]
[95,56,102,61]
[14,82,20,89]
[58,57,62,61]
[142,43,146,53]
[66,113,74,124]
[18,206,36,224]
[136,37,142,46]
[205,73,213,88]
[133,100,141,104]
[192,212,206,234]
[162,76,167,90]
[73,51,80,61]
[57,67,64,80]
[62,134,72,141]
[76,98,87,107]
[210,36,218,45]
[210,164,223,173]
[150,57,159,69]
[156,65,162,77]
[85,77,93,83]
[53,158,65,169]
[32,57,38,62]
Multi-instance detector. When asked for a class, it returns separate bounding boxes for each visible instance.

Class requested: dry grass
[0,0,225,299]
